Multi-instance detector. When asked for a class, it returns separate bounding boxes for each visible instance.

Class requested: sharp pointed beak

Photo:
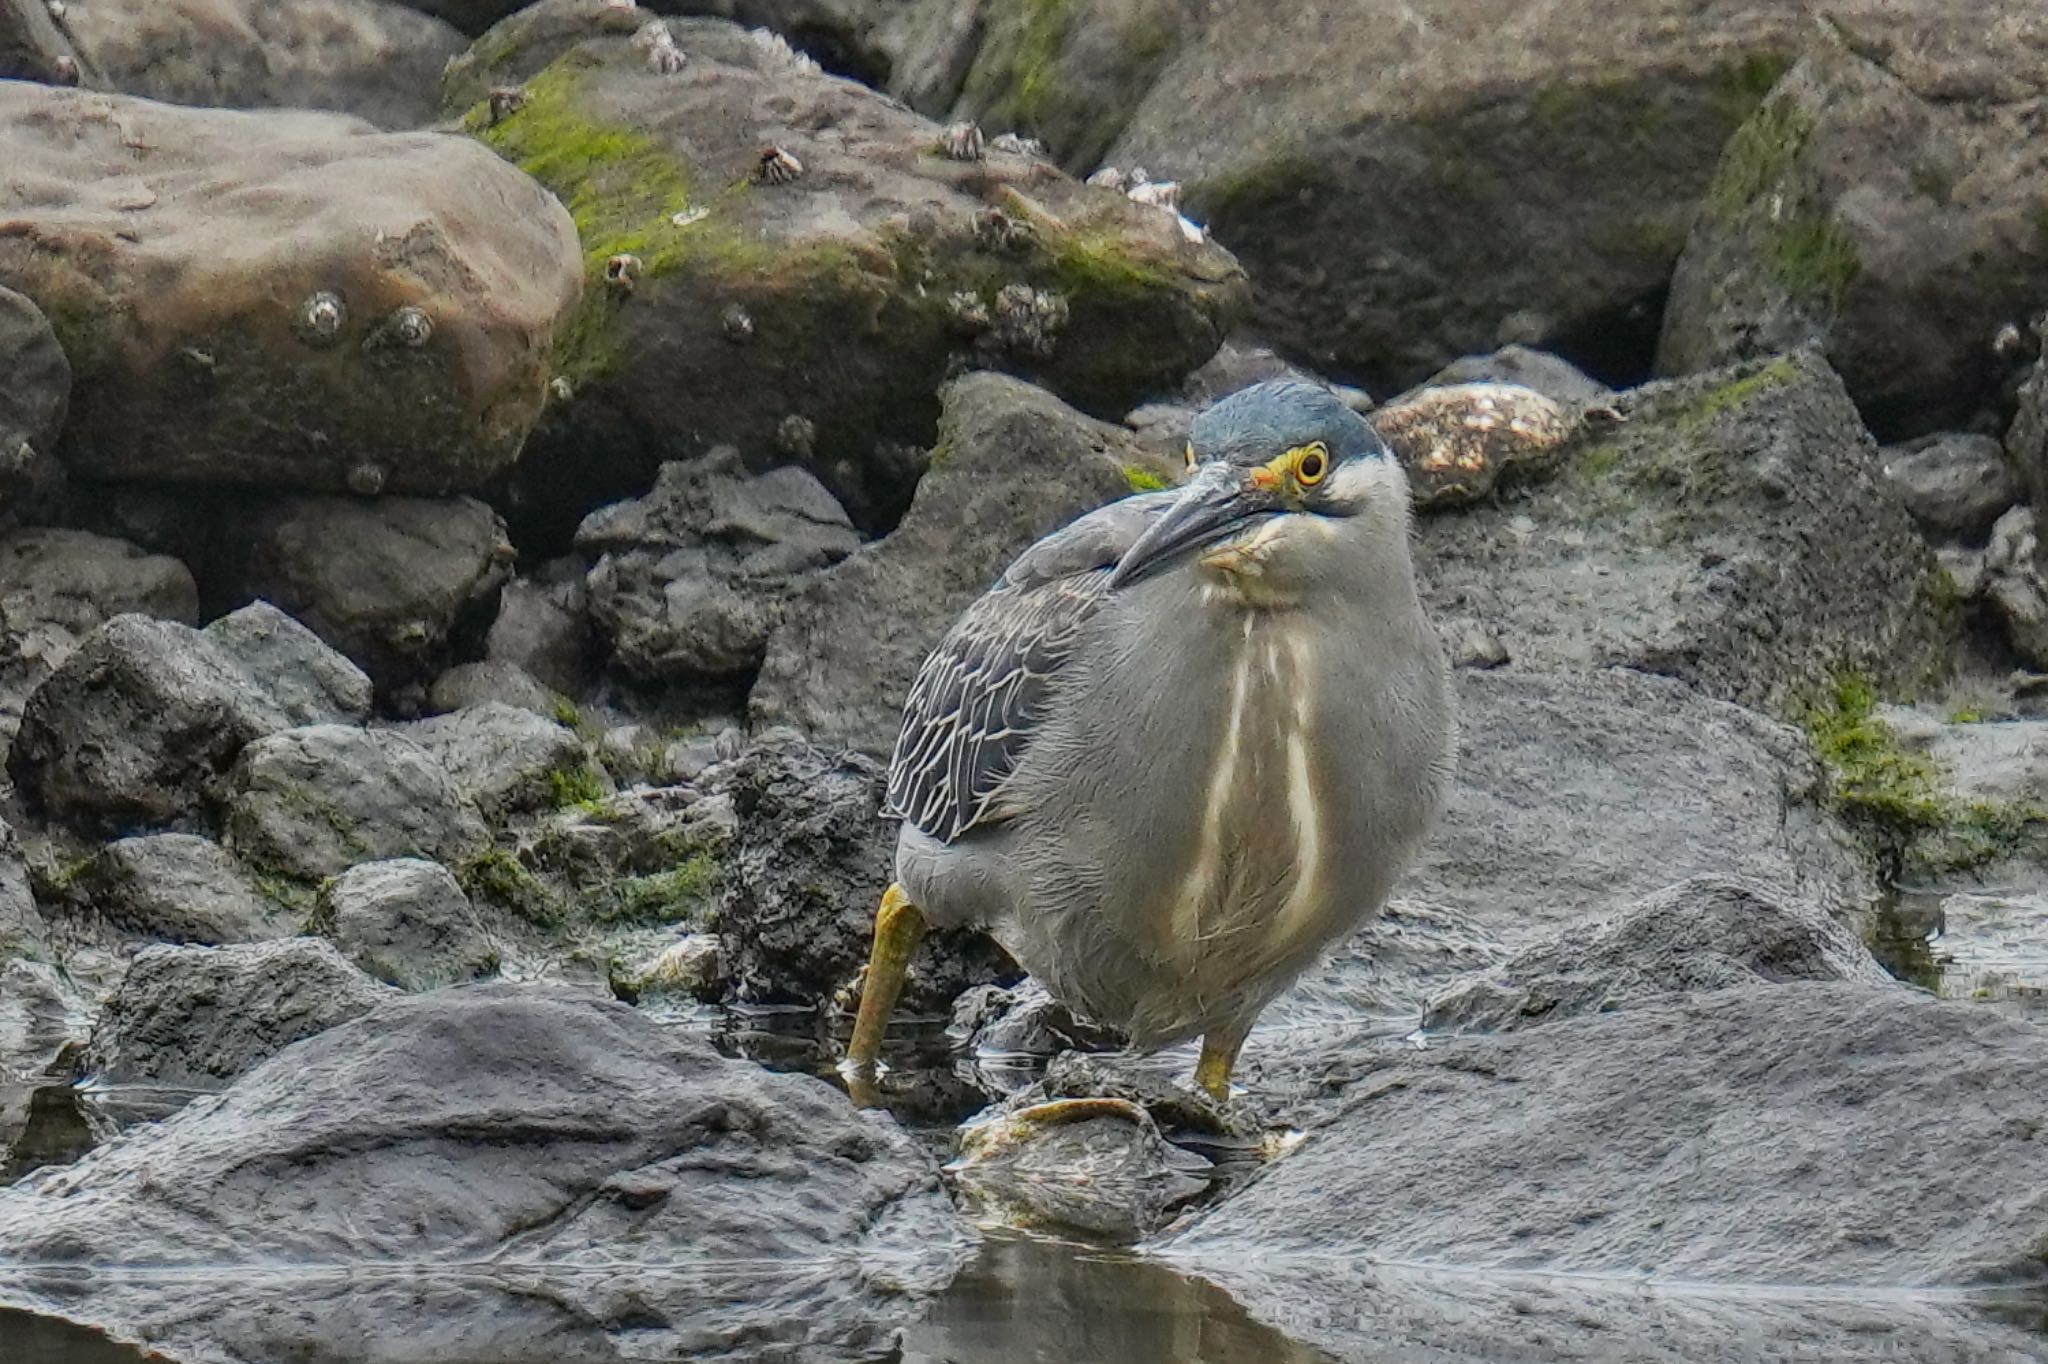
[1110,461,1280,589]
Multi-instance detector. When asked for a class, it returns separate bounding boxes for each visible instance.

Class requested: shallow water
[1870,886,2048,1020]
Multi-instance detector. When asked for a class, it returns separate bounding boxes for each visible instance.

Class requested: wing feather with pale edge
[884,492,1175,842]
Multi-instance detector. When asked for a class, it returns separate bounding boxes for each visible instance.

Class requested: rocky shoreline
[7,1,2048,1360]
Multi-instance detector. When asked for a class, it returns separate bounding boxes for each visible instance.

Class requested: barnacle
[294,291,347,348]
[756,146,803,185]
[721,303,755,343]
[633,20,685,74]
[989,132,1047,157]
[938,121,986,162]
[605,253,643,294]
[486,86,526,124]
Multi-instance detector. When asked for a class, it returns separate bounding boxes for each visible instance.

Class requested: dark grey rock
[2009,309,2048,516]
[0,284,68,511]
[579,450,861,682]
[81,937,391,1085]
[0,0,97,85]
[232,494,514,693]
[1276,668,1872,1024]
[0,82,580,496]
[9,607,373,831]
[318,858,498,990]
[1423,876,1891,1034]
[0,984,973,1362]
[1414,344,1612,408]
[201,599,374,726]
[400,701,589,821]
[483,570,591,697]
[62,0,467,129]
[709,727,1013,1010]
[951,979,1125,1058]
[1880,434,2020,540]
[752,373,1170,753]
[0,818,45,960]
[1657,44,2048,437]
[73,833,289,946]
[426,659,561,718]
[1167,983,2048,1293]
[1417,351,1952,713]
[223,725,491,881]
[0,527,198,748]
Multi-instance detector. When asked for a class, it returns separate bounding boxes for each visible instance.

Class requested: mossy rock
[446,4,1244,534]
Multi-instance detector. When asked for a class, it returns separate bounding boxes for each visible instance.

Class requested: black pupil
[1302,452,1323,479]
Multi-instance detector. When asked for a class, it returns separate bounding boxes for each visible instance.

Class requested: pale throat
[1196,514,1325,609]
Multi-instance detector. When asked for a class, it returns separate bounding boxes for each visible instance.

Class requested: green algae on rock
[0,82,581,495]
[446,2,1243,533]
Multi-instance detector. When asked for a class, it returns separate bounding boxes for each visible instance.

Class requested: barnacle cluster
[756,147,803,185]
[633,20,685,74]
[776,413,817,459]
[294,291,347,348]
[486,86,526,125]
[605,253,643,294]
[989,132,1047,157]
[721,303,755,343]
[938,121,986,162]
[985,284,1067,361]
[973,207,1033,254]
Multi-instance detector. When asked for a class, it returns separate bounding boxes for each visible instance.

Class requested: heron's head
[1108,380,1410,600]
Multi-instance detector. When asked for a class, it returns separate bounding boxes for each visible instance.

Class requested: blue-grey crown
[1190,380,1388,467]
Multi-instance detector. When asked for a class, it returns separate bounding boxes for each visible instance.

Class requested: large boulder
[61,0,468,129]
[230,495,514,693]
[8,611,369,830]
[1415,350,1953,713]
[483,566,593,695]
[1657,43,2048,437]
[1879,433,2019,542]
[223,725,492,881]
[80,937,392,1085]
[580,449,861,683]
[70,833,291,945]
[0,985,973,1361]
[317,858,498,990]
[1274,667,1873,1025]
[449,3,1242,534]
[0,81,580,495]
[709,728,1013,1010]
[0,818,44,961]
[751,372,1169,753]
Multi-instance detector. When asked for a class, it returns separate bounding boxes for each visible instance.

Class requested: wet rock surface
[61,0,468,129]
[752,372,1168,752]
[0,81,581,495]
[81,938,392,1085]
[399,701,587,820]
[1,984,974,1362]
[67,833,289,946]
[0,286,68,514]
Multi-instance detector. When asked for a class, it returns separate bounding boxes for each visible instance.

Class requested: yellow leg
[842,883,925,1104]
[1194,1024,1248,1102]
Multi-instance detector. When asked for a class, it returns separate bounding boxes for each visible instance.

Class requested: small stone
[1880,434,2019,540]
[613,932,722,1000]
[319,859,497,992]
[1125,179,1180,212]
[950,1096,1210,1243]
[1085,166,1127,191]
[1448,621,1510,670]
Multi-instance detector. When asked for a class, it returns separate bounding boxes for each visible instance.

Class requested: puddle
[1871,886,2048,1020]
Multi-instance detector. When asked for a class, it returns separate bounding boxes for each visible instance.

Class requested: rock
[1166,983,2048,1292]
[400,701,590,820]
[0,819,45,960]
[0,285,68,513]
[610,930,722,1001]
[1275,668,1872,1024]
[0,0,97,85]
[1879,433,2019,540]
[1373,381,1590,510]
[752,372,1168,752]
[81,937,391,1084]
[71,834,290,945]
[451,6,1242,533]
[62,0,468,129]
[389,0,526,37]
[1423,876,1891,1034]
[484,569,592,696]
[950,979,1125,1059]
[1658,42,2048,437]
[318,858,498,989]
[201,600,375,725]
[1417,351,1953,713]
[0,81,580,495]
[427,659,563,717]
[950,1096,1208,1243]
[223,725,491,881]
[1983,506,2048,669]
[0,984,972,1361]
[0,527,198,748]
[709,728,1013,1010]
[1414,345,1613,409]
[579,449,861,682]
[2008,310,2048,514]
[8,614,361,830]
[231,495,514,692]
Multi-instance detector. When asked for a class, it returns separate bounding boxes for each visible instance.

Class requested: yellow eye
[1183,441,1196,473]
[1294,442,1329,486]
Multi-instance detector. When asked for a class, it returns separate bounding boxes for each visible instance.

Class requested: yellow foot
[1193,1025,1248,1103]
[841,883,925,1108]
